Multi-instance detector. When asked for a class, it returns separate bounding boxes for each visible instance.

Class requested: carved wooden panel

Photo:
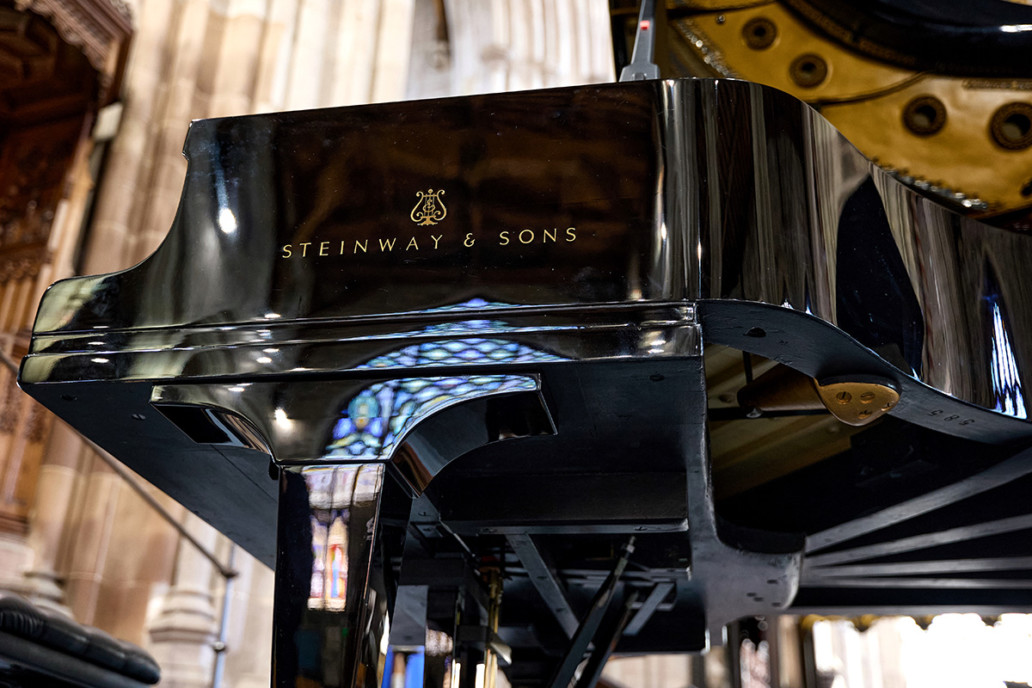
[0,335,51,534]
[0,0,131,531]
[9,0,132,105]
[0,115,83,285]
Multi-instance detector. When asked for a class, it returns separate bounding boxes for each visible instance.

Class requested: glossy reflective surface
[275,464,387,688]
[23,79,1032,432]
[324,375,539,461]
[693,79,1032,422]
[31,84,683,334]
[787,0,1032,76]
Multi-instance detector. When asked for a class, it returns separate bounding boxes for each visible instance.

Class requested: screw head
[743,17,777,50]
[790,54,828,88]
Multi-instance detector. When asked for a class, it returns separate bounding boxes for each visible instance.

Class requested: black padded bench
[0,593,159,688]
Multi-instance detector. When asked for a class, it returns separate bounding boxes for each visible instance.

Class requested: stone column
[16,422,82,615]
[221,551,275,688]
[81,0,177,276]
[704,644,732,688]
[371,0,415,103]
[147,512,220,688]
[603,654,693,687]
[62,456,124,624]
[441,0,614,98]
[774,616,805,688]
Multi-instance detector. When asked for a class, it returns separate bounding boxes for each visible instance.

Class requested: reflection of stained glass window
[309,520,326,602]
[305,465,382,611]
[328,301,562,460]
[326,375,537,460]
[425,297,493,312]
[327,537,347,610]
[985,274,1027,420]
[989,300,1027,419]
[358,298,567,371]
[307,511,350,611]
[308,513,349,611]
[358,336,564,369]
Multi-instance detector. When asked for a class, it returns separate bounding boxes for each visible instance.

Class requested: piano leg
[273,463,389,688]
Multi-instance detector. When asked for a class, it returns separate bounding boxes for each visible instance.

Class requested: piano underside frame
[23,300,1032,685]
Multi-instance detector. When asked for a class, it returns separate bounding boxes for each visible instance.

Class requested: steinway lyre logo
[410,188,447,226]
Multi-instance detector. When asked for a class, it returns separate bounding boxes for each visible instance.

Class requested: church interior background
[3,1,1032,687]
[0,1,628,686]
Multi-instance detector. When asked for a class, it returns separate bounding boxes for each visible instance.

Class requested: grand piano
[16,73,1032,686]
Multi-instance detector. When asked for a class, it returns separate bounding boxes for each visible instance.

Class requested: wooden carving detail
[0,376,17,435]
[11,0,132,103]
[0,1,132,535]
[0,337,50,534]
[0,116,82,283]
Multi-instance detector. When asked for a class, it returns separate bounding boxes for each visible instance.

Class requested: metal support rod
[0,350,238,580]
[573,589,639,688]
[806,512,1032,568]
[742,351,754,385]
[483,569,503,688]
[211,544,236,688]
[806,444,1032,552]
[619,0,661,81]
[547,537,636,688]
[507,533,578,638]
[623,581,674,636]
[726,621,743,688]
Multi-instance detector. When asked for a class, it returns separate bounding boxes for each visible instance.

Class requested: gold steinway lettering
[496,226,578,246]
[279,226,579,259]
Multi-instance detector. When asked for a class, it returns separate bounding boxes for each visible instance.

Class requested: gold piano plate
[815,377,900,427]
